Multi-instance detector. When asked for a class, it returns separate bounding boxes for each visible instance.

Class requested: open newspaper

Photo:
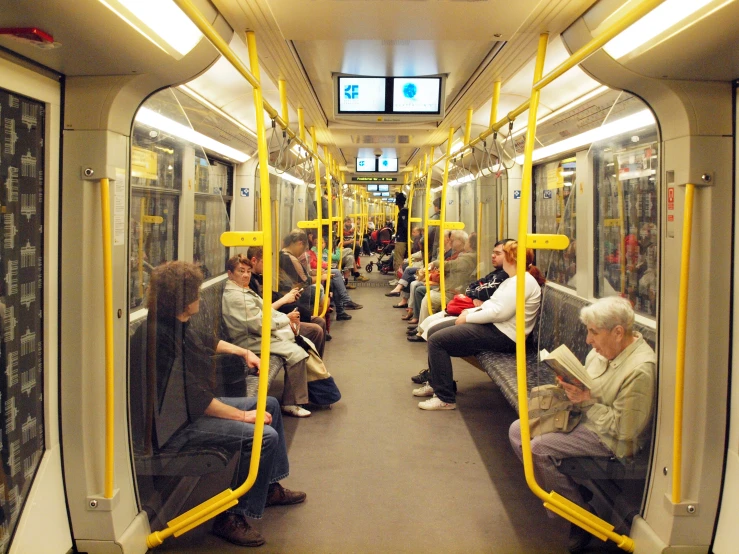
[539,345,594,390]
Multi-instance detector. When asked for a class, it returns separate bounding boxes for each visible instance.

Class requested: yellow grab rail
[146,29,273,549]
[171,0,339,183]
[476,201,483,279]
[672,183,695,504]
[512,27,648,553]
[99,178,115,500]
[437,127,455,312]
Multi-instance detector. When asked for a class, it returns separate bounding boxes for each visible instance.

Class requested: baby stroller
[365,227,395,274]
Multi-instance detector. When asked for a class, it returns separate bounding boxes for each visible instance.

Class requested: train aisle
[158,268,569,553]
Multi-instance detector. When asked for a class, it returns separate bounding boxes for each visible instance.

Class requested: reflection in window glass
[594,132,659,317]
[534,158,577,288]
[0,88,45,553]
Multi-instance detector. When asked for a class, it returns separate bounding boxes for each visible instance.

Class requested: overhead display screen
[338,77,386,113]
[356,158,377,172]
[377,158,398,172]
[367,184,378,192]
[392,77,442,113]
[378,184,389,192]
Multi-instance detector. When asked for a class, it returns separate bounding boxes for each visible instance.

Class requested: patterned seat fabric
[473,287,656,413]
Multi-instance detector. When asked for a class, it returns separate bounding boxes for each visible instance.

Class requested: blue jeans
[171,396,289,519]
[329,269,352,310]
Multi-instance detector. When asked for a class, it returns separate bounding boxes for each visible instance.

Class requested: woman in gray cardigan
[222,255,312,418]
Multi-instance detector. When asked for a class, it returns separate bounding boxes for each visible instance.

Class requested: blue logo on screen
[358,160,366,167]
[344,85,359,99]
[381,160,388,168]
[403,83,417,99]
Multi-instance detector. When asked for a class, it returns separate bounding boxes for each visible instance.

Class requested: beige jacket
[581,332,656,458]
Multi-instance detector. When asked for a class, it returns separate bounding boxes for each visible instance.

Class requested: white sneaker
[388,279,398,286]
[412,383,434,397]
[282,405,311,417]
[418,395,456,411]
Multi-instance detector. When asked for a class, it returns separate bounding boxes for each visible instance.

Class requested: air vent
[362,135,397,144]
[397,135,410,144]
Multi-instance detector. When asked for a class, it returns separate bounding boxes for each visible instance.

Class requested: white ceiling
[3,0,739,182]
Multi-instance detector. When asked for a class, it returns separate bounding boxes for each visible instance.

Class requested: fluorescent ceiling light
[603,0,721,60]
[179,86,257,138]
[514,109,656,164]
[268,166,305,186]
[135,107,250,163]
[448,174,476,187]
[97,0,203,59]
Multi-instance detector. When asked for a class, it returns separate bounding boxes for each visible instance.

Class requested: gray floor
[156,266,574,553]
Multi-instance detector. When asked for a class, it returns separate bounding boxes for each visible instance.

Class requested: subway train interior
[0,0,738,552]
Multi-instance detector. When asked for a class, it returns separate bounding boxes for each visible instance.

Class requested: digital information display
[354,176,396,182]
[356,157,377,172]
[373,192,383,197]
[377,158,398,172]
[381,192,390,197]
[338,77,386,113]
[378,184,389,192]
[367,184,378,192]
[392,77,441,113]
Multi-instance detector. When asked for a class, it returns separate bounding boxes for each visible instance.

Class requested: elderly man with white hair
[508,295,656,552]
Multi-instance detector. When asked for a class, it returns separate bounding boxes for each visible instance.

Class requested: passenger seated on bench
[408,230,476,338]
[147,261,305,548]
[223,254,316,418]
[410,238,513,382]
[245,246,327,357]
[405,231,454,325]
[415,241,544,408]
[508,296,656,553]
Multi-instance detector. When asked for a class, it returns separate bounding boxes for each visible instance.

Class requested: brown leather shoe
[212,513,265,547]
[265,482,307,507]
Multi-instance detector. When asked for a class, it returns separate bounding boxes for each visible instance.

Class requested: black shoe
[336,312,352,321]
[407,335,425,343]
[385,291,401,297]
[325,333,332,341]
[568,524,592,553]
[344,301,363,310]
[406,327,418,335]
[407,324,418,330]
[411,369,431,384]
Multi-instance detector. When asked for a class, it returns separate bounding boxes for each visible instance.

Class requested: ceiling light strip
[135,107,250,163]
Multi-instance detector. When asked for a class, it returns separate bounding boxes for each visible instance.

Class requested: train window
[0,88,46,546]
[129,88,236,310]
[593,131,659,317]
[534,158,577,288]
[194,156,232,279]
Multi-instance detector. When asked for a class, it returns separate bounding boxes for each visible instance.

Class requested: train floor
[154,261,612,553]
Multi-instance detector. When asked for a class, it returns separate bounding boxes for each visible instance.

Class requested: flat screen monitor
[381,192,390,197]
[387,198,396,203]
[392,77,442,114]
[373,192,382,197]
[377,158,398,172]
[356,157,376,172]
[338,76,386,113]
[367,184,378,192]
[378,184,389,192]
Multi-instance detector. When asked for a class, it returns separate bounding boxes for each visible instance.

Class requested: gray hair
[449,230,469,244]
[580,296,634,334]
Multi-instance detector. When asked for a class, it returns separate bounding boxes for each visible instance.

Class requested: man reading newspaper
[509,296,656,552]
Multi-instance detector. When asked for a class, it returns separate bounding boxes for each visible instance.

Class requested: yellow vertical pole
[245,28,272,495]
[477,201,483,279]
[278,79,289,126]
[100,178,115,499]
[499,198,505,239]
[423,150,434,313]
[617,180,626,295]
[312,128,324,316]
[490,81,502,129]
[464,107,473,147]
[673,183,695,504]
[298,108,306,144]
[438,127,455,312]
[515,31,548,495]
[272,199,279,290]
[321,148,333,317]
